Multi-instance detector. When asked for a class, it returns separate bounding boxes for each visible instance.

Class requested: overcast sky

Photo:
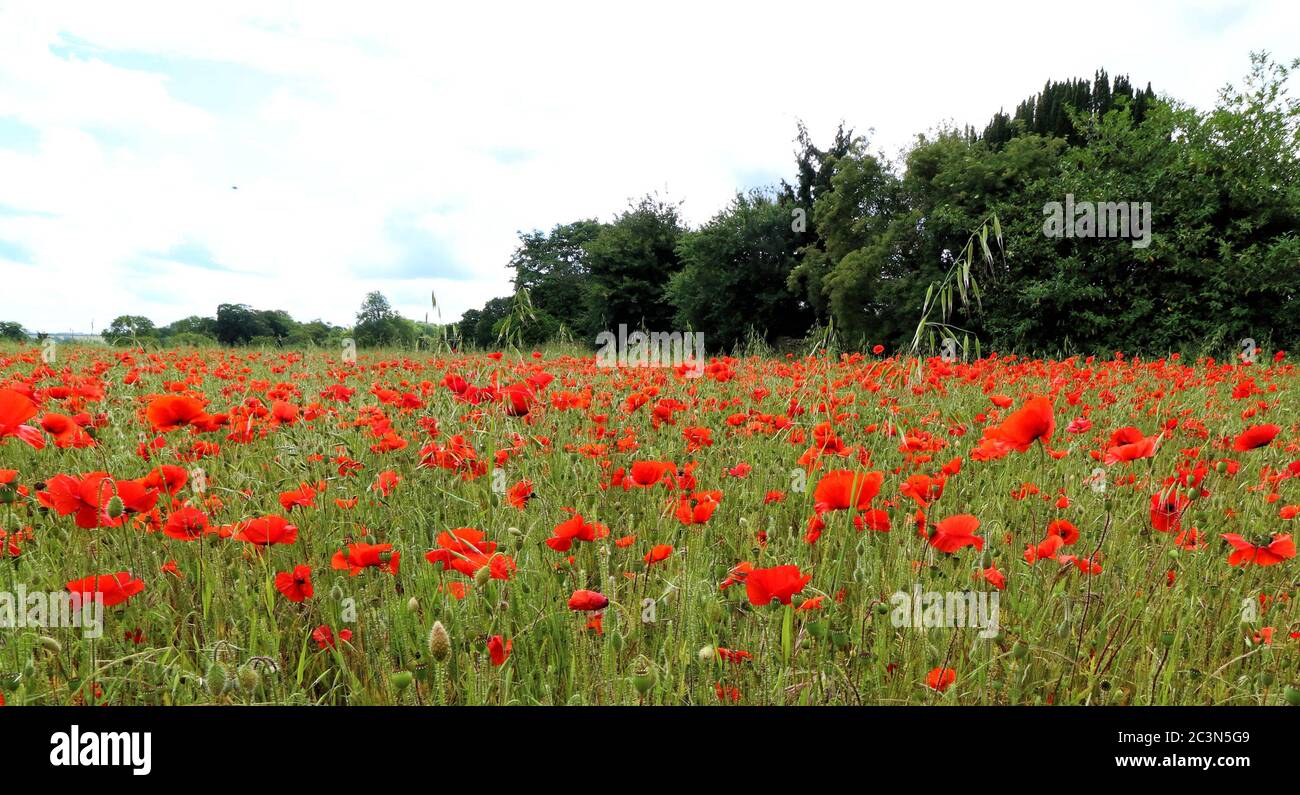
[0,0,1295,333]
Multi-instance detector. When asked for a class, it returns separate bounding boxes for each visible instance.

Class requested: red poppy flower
[1220,533,1295,567]
[644,544,674,565]
[66,572,145,607]
[546,511,609,552]
[929,514,984,553]
[925,667,957,692]
[813,470,884,512]
[275,565,314,602]
[568,589,609,611]
[976,396,1054,457]
[332,542,400,576]
[312,624,352,649]
[162,506,210,541]
[1233,424,1280,451]
[744,564,812,606]
[487,635,512,666]
[145,395,210,432]
[0,389,44,449]
[234,515,298,546]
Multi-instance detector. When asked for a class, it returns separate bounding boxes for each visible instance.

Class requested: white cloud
[0,0,1295,332]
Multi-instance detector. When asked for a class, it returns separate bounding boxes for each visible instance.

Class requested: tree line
[5,54,1295,356]
[464,54,1299,356]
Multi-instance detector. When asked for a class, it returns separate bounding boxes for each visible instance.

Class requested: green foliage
[670,189,812,350]
[0,321,28,342]
[583,195,686,338]
[105,315,159,346]
[511,220,603,329]
[354,291,415,348]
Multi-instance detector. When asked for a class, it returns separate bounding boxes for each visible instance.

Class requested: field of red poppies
[0,343,1296,706]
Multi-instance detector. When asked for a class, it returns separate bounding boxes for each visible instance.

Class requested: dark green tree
[583,195,685,337]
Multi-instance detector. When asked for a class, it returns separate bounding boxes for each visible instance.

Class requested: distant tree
[286,319,341,347]
[456,308,483,348]
[510,219,603,333]
[257,309,297,343]
[215,304,270,345]
[105,315,159,345]
[354,291,414,347]
[160,315,218,339]
[583,195,685,338]
[472,297,512,348]
[0,321,27,342]
[669,190,812,350]
[168,331,218,347]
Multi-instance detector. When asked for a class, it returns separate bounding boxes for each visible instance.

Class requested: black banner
[0,706,1287,780]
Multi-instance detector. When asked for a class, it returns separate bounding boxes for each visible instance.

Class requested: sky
[0,0,1296,333]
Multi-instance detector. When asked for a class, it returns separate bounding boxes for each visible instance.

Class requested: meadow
[0,342,1295,706]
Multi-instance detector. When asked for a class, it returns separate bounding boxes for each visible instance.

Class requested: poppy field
[0,342,1296,707]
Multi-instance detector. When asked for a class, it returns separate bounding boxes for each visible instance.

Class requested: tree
[160,315,218,339]
[583,195,685,338]
[0,321,27,342]
[354,291,414,348]
[105,315,159,345]
[215,304,270,345]
[669,190,812,350]
[510,219,603,333]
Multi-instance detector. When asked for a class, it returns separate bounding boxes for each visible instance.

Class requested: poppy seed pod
[428,621,451,663]
[630,656,656,696]
[1285,686,1300,707]
[391,671,413,693]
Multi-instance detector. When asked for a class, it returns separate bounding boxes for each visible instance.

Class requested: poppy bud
[407,597,420,613]
[1285,686,1300,707]
[205,663,227,698]
[474,565,491,587]
[1013,640,1029,659]
[0,484,15,504]
[1259,672,1275,687]
[237,665,260,694]
[38,636,61,654]
[697,645,715,661]
[428,621,451,663]
[874,602,889,616]
[105,495,125,519]
[329,584,345,602]
[1160,632,1175,647]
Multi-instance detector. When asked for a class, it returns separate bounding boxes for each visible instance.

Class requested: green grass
[0,344,1295,706]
